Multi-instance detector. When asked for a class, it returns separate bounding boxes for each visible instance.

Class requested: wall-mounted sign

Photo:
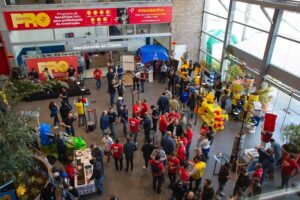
[4,6,172,31]
[65,41,127,51]
[26,56,78,80]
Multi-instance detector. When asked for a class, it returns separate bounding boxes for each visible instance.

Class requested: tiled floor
[17,78,300,200]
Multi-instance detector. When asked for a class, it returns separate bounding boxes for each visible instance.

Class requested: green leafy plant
[281,123,300,154]
[244,73,254,79]
[225,65,244,81]
[255,84,272,109]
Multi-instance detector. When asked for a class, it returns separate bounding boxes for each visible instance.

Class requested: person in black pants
[123,137,137,171]
[151,105,159,131]
[56,132,67,162]
[141,139,155,169]
[143,113,152,141]
[150,155,164,194]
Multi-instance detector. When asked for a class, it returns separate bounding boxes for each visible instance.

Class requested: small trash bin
[87,121,95,132]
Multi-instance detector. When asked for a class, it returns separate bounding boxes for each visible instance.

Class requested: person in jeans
[257,147,274,184]
[215,163,230,200]
[109,80,117,107]
[185,124,193,160]
[189,156,206,191]
[120,105,129,137]
[150,155,165,194]
[143,113,152,141]
[280,154,300,189]
[270,138,282,166]
[108,107,117,139]
[100,110,109,135]
[123,137,137,171]
[141,139,155,169]
[89,158,104,195]
[101,132,113,165]
[110,139,123,171]
[128,114,140,143]
[49,101,59,128]
[93,67,102,89]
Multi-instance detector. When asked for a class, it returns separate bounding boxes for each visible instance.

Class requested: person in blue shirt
[123,137,137,171]
[117,66,124,81]
[49,101,59,128]
[120,105,129,137]
[100,110,109,135]
[143,113,152,141]
[160,131,175,155]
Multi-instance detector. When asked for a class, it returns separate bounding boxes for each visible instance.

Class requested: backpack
[151,162,160,175]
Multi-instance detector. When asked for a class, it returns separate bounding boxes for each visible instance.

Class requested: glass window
[230,22,268,59]
[234,2,274,31]
[278,10,300,41]
[202,13,227,39]
[271,37,300,77]
[199,51,221,72]
[204,0,230,18]
[200,32,223,61]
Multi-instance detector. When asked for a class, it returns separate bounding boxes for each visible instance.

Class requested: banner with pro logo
[25,56,78,80]
[4,6,172,31]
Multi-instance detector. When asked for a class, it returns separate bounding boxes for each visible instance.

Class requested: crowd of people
[40,60,300,200]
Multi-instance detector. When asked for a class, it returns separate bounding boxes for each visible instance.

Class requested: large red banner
[4,6,172,31]
[26,56,78,80]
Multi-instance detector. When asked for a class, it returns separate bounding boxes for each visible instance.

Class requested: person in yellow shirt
[75,98,85,126]
[231,91,241,111]
[189,157,206,191]
[169,96,180,112]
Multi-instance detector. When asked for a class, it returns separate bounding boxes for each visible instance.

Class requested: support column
[220,0,237,81]
[256,9,283,88]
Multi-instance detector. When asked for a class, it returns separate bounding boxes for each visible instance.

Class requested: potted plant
[281,123,300,163]
[225,65,244,83]
[243,73,255,89]
[255,84,272,111]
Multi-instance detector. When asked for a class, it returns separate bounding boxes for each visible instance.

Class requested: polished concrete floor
[18,78,299,200]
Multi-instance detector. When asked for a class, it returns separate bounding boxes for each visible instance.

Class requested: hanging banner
[26,56,78,80]
[4,6,172,31]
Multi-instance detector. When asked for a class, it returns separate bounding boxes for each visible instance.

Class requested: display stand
[243,148,259,173]
[213,153,229,175]
[74,148,95,195]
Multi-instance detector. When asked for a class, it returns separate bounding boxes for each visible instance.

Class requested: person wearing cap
[233,166,250,196]
[123,137,137,171]
[257,146,274,184]
[110,138,123,171]
[215,163,230,199]
[120,105,129,137]
[150,155,165,193]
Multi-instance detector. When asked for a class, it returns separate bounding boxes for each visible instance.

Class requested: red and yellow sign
[26,56,78,80]
[4,6,172,30]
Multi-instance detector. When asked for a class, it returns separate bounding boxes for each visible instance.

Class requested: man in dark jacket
[143,113,152,141]
[160,131,175,155]
[157,92,169,114]
[141,139,155,169]
[167,120,184,137]
[202,179,214,200]
[59,101,71,122]
[257,147,274,184]
[90,144,104,173]
[89,158,104,195]
[123,137,137,171]
[233,166,250,196]
[216,163,230,199]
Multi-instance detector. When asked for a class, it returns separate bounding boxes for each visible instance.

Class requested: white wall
[9,29,54,43]
[151,24,170,48]
[127,38,145,52]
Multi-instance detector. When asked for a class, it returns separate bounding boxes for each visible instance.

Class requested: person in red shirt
[280,154,300,189]
[150,155,164,193]
[110,139,123,171]
[129,114,140,143]
[185,124,193,159]
[168,111,180,123]
[179,161,190,184]
[252,163,263,182]
[132,101,141,117]
[93,67,102,89]
[179,135,187,147]
[167,153,180,187]
[159,113,169,136]
[140,99,149,117]
[176,141,186,164]
[200,122,209,137]
[65,160,77,187]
